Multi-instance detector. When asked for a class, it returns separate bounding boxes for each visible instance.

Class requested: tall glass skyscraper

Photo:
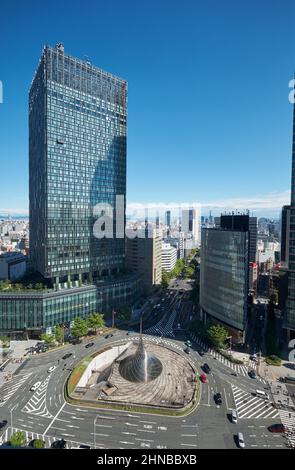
[200,228,249,342]
[29,44,127,284]
[286,104,295,338]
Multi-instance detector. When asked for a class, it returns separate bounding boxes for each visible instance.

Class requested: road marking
[120,441,134,445]
[181,434,197,437]
[181,443,197,447]
[122,432,136,436]
[43,402,66,435]
[95,424,112,428]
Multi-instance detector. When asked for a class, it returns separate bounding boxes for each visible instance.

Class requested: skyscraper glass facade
[200,228,248,332]
[286,106,295,333]
[29,44,127,281]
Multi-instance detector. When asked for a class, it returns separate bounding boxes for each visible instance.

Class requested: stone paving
[80,341,196,409]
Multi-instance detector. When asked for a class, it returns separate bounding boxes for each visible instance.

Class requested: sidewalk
[0,340,39,388]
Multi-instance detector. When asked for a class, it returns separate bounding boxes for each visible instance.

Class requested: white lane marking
[43,402,66,435]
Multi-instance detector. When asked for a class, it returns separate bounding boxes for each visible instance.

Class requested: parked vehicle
[184,347,190,354]
[185,340,192,348]
[0,420,8,430]
[105,334,113,339]
[85,342,94,349]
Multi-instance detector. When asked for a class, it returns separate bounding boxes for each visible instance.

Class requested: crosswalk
[0,426,94,449]
[0,372,32,407]
[231,385,279,419]
[127,336,184,352]
[144,307,179,338]
[278,410,295,448]
[190,334,266,382]
[22,376,53,418]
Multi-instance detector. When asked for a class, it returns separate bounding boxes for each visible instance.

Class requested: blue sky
[0,0,294,217]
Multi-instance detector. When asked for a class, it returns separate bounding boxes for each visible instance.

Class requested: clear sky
[0,0,294,217]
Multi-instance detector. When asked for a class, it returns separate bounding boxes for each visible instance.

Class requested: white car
[30,381,42,392]
[47,366,57,374]
[238,432,245,448]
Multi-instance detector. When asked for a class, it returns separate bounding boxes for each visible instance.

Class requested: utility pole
[112,309,116,329]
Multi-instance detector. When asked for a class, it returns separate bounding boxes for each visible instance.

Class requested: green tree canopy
[86,313,105,331]
[206,324,228,349]
[71,317,88,338]
[10,431,26,447]
[119,307,132,322]
[40,333,55,348]
[32,439,45,448]
[53,325,64,344]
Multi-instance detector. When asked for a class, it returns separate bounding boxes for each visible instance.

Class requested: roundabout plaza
[68,334,197,411]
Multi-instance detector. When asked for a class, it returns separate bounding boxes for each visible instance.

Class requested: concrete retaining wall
[77,342,131,387]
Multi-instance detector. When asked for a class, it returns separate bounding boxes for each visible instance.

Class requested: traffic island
[65,339,199,416]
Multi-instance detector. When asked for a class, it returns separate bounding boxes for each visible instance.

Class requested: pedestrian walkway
[0,426,95,449]
[144,307,179,338]
[231,385,279,419]
[0,372,32,407]
[278,410,295,448]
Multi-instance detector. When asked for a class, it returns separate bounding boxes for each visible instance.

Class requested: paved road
[0,281,290,449]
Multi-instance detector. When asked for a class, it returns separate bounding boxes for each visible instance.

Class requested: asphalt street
[0,280,289,449]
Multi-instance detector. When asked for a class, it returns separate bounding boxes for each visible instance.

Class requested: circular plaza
[67,337,197,411]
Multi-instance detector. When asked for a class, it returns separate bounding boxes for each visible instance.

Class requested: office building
[126,230,162,293]
[200,228,249,343]
[0,252,27,281]
[181,207,201,247]
[161,243,177,272]
[281,205,290,266]
[0,45,141,337]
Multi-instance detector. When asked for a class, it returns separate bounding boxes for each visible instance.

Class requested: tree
[32,439,45,448]
[86,313,105,332]
[10,431,26,447]
[53,325,64,344]
[40,333,55,348]
[119,307,131,322]
[206,324,228,349]
[0,334,10,347]
[71,317,88,338]
[161,270,170,288]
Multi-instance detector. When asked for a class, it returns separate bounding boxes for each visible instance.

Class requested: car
[62,353,72,360]
[237,432,245,448]
[0,420,8,430]
[47,365,57,373]
[214,392,222,405]
[198,350,205,356]
[184,347,190,354]
[70,338,82,345]
[231,409,238,424]
[30,381,42,392]
[200,373,208,383]
[202,363,211,374]
[126,330,134,335]
[268,424,286,433]
[185,340,192,348]
[250,354,257,361]
[248,369,257,379]
[51,438,67,449]
[105,333,113,339]
[85,342,94,348]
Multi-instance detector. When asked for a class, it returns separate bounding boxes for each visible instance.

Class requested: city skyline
[1,1,295,217]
